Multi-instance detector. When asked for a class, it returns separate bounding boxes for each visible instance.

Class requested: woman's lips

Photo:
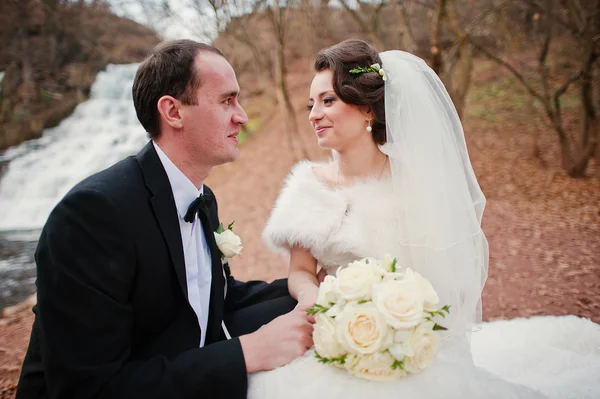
[315,126,330,137]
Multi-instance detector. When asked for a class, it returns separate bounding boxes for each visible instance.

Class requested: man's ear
[157,95,183,130]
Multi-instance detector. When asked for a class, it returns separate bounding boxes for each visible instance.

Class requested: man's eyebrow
[308,90,334,102]
[220,90,240,100]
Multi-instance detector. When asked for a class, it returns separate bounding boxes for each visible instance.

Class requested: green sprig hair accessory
[349,63,386,81]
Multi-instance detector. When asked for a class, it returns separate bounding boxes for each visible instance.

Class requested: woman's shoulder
[283,160,335,190]
[263,160,347,256]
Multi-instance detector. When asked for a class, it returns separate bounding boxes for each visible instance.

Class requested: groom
[16,40,314,399]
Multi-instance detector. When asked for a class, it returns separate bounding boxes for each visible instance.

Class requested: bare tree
[429,0,445,74]
[469,0,599,177]
[263,0,310,159]
[440,0,471,118]
[395,0,418,53]
[338,0,388,49]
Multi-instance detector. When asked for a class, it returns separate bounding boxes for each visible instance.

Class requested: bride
[248,39,600,398]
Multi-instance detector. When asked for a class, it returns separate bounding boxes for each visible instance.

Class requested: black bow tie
[184,193,214,223]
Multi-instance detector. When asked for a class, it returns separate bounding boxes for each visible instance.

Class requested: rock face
[0,1,160,150]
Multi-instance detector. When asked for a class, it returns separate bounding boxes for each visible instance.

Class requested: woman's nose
[309,106,323,123]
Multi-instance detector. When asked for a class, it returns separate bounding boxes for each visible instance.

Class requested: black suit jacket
[16,142,293,399]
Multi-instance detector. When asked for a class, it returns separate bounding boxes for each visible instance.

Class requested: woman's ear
[157,95,183,130]
[363,106,373,118]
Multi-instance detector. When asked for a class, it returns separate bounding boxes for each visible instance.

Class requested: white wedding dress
[248,161,600,399]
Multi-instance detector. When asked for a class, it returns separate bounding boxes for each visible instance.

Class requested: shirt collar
[153,141,204,220]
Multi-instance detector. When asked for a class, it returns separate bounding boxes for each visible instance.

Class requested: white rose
[335,302,389,355]
[403,321,441,374]
[418,274,440,311]
[403,268,439,311]
[336,262,378,301]
[214,229,243,258]
[313,314,346,360]
[372,279,424,329]
[316,275,339,307]
[345,352,406,382]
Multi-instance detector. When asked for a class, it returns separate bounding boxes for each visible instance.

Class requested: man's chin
[217,149,239,165]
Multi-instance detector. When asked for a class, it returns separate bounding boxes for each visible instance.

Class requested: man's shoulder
[67,155,144,202]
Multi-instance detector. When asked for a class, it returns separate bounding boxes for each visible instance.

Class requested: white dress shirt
[153,141,212,347]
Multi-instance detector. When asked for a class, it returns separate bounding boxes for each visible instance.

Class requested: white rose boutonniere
[214,221,243,259]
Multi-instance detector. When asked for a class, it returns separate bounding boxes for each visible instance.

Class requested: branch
[371,0,388,34]
[538,1,553,108]
[452,0,514,49]
[469,38,546,106]
[464,0,513,36]
[564,0,586,32]
[340,0,371,35]
[554,71,582,121]
[522,0,579,37]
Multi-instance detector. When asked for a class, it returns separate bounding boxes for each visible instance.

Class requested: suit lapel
[136,141,188,298]
[197,208,226,344]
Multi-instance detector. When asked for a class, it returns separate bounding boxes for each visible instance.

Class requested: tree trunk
[269,5,309,160]
[396,1,417,53]
[444,0,472,119]
[430,0,446,75]
[340,0,385,49]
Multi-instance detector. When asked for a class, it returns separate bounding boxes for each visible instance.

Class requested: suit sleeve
[34,188,248,399]
[207,188,292,314]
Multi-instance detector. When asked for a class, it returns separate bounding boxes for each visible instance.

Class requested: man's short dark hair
[132,40,224,138]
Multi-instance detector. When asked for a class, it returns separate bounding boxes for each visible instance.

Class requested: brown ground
[1,61,599,398]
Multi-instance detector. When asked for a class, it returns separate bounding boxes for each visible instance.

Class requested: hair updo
[314,39,386,144]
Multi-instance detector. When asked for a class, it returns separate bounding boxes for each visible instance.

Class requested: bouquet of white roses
[307,256,449,382]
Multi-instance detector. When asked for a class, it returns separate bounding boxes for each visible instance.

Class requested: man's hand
[239,305,314,373]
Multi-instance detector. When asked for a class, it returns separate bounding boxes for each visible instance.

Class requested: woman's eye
[323,97,335,105]
[306,104,314,111]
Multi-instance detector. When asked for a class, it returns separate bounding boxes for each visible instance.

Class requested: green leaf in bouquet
[391,360,405,370]
[365,259,369,264]
[216,223,225,234]
[315,351,347,365]
[358,299,368,304]
[433,323,448,331]
[426,305,452,319]
[227,220,235,230]
[307,304,330,315]
[390,258,398,272]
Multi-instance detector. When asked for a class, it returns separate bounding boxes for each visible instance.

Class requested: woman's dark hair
[314,39,386,144]
[132,40,224,138]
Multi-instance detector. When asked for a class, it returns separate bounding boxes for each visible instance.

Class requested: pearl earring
[366,119,372,132]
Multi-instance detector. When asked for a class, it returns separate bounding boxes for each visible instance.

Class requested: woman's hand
[316,267,328,283]
[297,289,319,309]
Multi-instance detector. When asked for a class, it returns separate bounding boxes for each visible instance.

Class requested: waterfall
[0,64,148,232]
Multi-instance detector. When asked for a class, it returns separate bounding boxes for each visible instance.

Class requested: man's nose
[233,103,249,125]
